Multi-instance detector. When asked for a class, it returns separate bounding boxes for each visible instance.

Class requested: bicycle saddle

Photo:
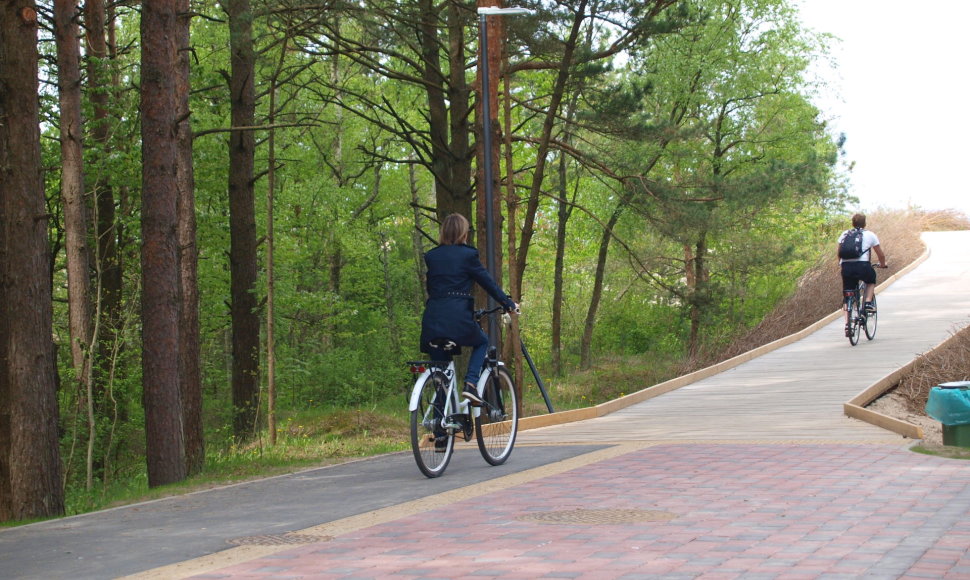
[427,338,459,352]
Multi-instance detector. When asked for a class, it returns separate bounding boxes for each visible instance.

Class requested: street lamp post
[477,5,530,342]
[477,6,554,414]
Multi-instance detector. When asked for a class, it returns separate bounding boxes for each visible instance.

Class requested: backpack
[838,228,865,260]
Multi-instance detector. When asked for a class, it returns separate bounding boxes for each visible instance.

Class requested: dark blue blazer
[419,243,514,351]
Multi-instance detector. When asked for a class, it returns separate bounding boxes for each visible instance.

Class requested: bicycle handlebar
[474,303,519,321]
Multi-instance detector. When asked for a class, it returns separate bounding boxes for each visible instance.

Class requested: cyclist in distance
[838,213,887,336]
[420,213,518,406]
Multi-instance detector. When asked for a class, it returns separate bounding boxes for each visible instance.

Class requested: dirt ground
[868,390,943,446]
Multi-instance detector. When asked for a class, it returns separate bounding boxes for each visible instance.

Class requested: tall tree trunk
[56,0,92,384]
[418,0,472,219]
[409,163,429,301]
[227,0,261,440]
[372,166,401,356]
[266,125,277,445]
[551,153,571,376]
[86,0,123,401]
[514,0,587,300]
[175,0,203,475]
[548,12,590,376]
[446,3,472,217]
[504,190,523,414]
[265,57,281,446]
[687,232,709,359]
[55,0,97,490]
[580,205,622,370]
[380,227,401,355]
[141,0,186,487]
[0,0,65,521]
[502,70,524,398]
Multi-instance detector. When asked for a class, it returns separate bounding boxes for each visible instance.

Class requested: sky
[796,1,970,217]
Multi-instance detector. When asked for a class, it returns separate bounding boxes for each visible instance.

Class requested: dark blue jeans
[428,328,489,387]
[464,341,488,387]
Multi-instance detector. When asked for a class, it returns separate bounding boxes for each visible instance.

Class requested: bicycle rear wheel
[410,372,453,478]
[847,295,861,346]
[475,366,518,466]
[864,294,878,340]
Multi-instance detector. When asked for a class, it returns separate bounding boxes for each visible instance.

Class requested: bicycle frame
[407,361,478,419]
[475,364,500,405]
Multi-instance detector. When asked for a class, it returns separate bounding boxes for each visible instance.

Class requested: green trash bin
[926,381,970,447]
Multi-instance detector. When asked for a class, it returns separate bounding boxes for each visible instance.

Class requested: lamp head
[477,7,533,16]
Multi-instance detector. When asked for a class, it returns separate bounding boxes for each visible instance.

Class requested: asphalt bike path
[0,445,605,579]
[3,231,970,579]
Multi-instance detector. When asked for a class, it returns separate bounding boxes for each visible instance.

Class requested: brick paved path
[189,443,970,579]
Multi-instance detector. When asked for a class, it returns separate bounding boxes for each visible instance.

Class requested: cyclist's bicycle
[844,279,878,346]
[405,306,519,478]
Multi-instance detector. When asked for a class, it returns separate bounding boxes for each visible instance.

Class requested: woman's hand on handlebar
[498,302,519,325]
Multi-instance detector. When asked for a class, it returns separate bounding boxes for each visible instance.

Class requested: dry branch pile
[896,326,970,415]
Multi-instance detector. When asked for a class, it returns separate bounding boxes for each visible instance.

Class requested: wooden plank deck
[519,230,970,444]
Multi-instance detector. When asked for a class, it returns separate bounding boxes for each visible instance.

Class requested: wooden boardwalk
[519,230,970,444]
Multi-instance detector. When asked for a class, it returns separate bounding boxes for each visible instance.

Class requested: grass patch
[56,407,410,522]
[518,352,687,415]
[911,444,970,460]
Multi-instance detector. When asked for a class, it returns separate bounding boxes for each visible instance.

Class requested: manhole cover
[227,533,332,546]
[517,508,676,525]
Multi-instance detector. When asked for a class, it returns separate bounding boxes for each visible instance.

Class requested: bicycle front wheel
[864,295,878,340]
[410,372,453,478]
[475,366,518,466]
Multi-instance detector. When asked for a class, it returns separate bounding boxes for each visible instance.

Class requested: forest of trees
[0,0,851,522]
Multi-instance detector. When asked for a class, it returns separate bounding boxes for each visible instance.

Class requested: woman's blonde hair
[439,213,469,245]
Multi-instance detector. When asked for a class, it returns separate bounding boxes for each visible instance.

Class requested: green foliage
[30,0,861,518]
[596,302,687,356]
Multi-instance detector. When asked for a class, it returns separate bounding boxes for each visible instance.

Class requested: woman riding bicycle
[420,213,518,406]
[838,213,887,336]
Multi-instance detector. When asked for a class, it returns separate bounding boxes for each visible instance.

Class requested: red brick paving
[191,443,970,579]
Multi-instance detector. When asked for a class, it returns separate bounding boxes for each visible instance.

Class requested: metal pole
[479,13,499,342]
[521,338,555,413]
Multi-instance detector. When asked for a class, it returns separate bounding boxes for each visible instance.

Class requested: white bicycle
[405,307,519,478]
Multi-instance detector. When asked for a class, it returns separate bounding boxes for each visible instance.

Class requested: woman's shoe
[462,382,483,406]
